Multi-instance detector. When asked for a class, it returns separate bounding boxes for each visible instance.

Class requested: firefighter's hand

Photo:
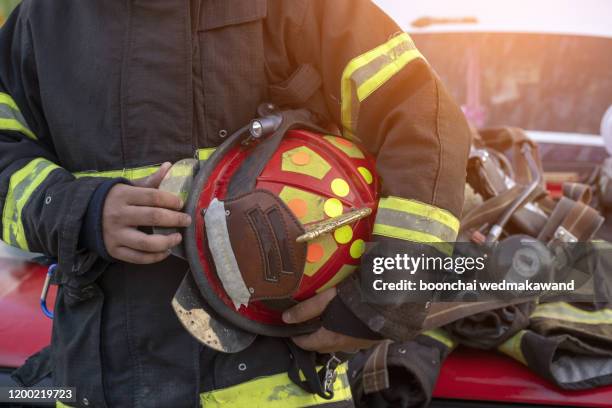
[102,162,192,264]
[283,288,381,353]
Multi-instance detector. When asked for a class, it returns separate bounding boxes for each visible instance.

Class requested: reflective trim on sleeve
[200,363,353,408]
[373,197,459,254]
[341,33,424,138]
[0,92,37,140]
[2,158,60,250]
[372,224,454,256]
[422,328,457,350]
[531,302,612,325]
[375,208,458,242]
[498,330,528,366]
[378,197,460,232]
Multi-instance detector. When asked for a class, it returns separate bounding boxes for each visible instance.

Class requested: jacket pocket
[199,0,267,30]
[197,0,268,145]
[52,271,108,407]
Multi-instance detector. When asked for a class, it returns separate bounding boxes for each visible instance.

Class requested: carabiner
[322,353,342,397]
[40,264,56,319]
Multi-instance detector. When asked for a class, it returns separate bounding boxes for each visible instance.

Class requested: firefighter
[0,0,470,406]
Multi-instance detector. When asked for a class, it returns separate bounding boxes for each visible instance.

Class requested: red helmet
[172,110,378,350]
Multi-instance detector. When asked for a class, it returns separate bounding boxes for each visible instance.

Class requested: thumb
[133,162,172,188]
[282,288,337,324]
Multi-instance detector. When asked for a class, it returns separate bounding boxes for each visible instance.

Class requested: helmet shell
[190,130,378,335]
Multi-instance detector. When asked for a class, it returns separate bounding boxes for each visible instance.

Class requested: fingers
[122,206,192,228]
[123,187,184,210]
[112,246,172,265]
[282,288,336,324]
[121,230,182,253]
[292,328,337,352]
[102,177,190,265]
[292,327,380,353]
[132,162,172,188]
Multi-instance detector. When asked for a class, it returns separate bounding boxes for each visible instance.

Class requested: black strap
[286,340,336,400]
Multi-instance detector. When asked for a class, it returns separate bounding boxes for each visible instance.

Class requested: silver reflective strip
[0,94,37,140]
[349,39,418,98]
[0,104,28,127]
[204,199,251,309]
[340,33,423,138]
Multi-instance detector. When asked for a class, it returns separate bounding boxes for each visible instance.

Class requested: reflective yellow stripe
[0,92,37,140]
[373,197,458,254]
[200,363,352,408]
[56,402,71,408]
[197,148,216,161]
[0,117,37,140]
[356,48,423,102]
[74,149,216,180]
[0,92,19,110]
[341,33,424,137]
[2,158,60,250]
[373,224,453,255]
[531,302,612,325]
[74,166,160,180]
[422,328,456,349]
[379,197,460,233]
[498,330,528,366]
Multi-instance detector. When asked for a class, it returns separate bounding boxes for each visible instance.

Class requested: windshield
[411,32,611,134]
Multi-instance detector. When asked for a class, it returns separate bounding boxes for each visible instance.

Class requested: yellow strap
[379,197,460,233]
[341,33,424,136]
[200,364,353,408]
[422,328,457,349]
[2,158,59,250]
[531,302,612,325]
[498,330,528,366]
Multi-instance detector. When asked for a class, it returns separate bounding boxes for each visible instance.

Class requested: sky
[374,0,612,38]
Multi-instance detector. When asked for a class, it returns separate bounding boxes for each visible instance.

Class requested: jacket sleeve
[0,4,110,278]
[272,0,471,340]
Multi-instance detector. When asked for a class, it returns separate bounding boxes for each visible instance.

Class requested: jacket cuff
[79,178,127,262]
[55,177,117,282]
[321,295,384,340]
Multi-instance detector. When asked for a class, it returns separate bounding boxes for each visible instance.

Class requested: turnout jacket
[0,0,470,406]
